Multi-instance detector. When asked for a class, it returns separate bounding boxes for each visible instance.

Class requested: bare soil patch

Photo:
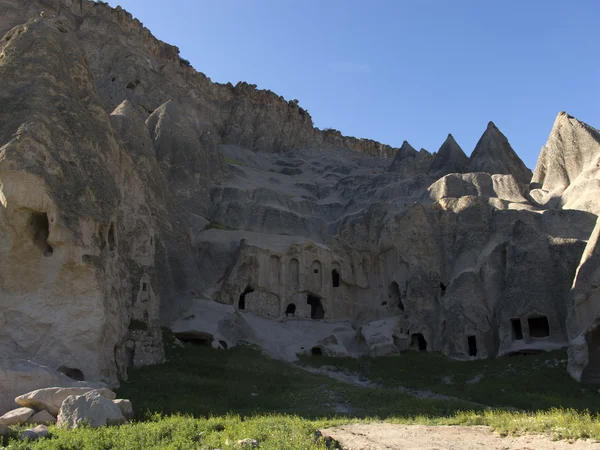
[321,423,600,450]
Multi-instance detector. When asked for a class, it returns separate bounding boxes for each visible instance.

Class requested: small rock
[27,410,56,425]
[237,438,259,448]
[112,399,134,421]
[313,430,323,442]
[19,425,49,441]
[0,407,35,426]
[315,431,341,449]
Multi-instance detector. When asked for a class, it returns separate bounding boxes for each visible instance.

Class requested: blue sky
[107,0,599,170]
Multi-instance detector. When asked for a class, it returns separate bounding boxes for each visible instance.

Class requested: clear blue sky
[106,0,599,169]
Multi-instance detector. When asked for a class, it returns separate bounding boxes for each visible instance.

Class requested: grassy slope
[298,350,600,412]
[5,333,600,449]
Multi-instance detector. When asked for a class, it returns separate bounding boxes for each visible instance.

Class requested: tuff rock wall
[1,0,600,412]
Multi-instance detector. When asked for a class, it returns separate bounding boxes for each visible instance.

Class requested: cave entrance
[173,331,212,347]
[409,333,427,352]
[311,346,323,356]
[511,318,523,340]
[332,269,340,288]
[528,316,550,338]
[57,366,84,381]
[30,212,53,256]
[467,335,477,357]
[285,303,296,317]
[440,282,447,297]
[238,286,254,310]
[307,294,325,320]
[389,281,404,311]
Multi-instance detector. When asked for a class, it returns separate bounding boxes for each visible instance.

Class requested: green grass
[206,221,230,231]
[298,350,600,412]
[225,158,246,166]
[5,331,600,449]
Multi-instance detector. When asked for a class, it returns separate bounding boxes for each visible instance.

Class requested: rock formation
[0,0,599,409]
[388,141,434,176]
[429,134,469,177]
[468,122,533,185]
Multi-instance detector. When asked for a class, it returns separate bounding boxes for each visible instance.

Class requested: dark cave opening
[528,316,550,338]
[511,318,523,340]
[390,281,404,311]
[238,286,254,310]
[440,282,447,296]
[30,212,53,256]
[174,332,212,347]
[57,365,84,381]
[285,303,296,317]
[409,333,427,352]
[311,346,323,356]
[332,269,340,287]
[307,294,325,320]
[467,335,477,357]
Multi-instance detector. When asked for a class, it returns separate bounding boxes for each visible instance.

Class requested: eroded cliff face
[1,0,600,404]
[0,11,164,391]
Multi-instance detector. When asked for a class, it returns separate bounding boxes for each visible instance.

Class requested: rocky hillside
[1,0,600,413]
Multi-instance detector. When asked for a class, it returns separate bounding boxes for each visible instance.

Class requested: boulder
[112,399,134,421]
[359,317,403,357]
[57,391,126,429]
[0,407,34,426]
[16,387,116,416]
[27,410,56,425]
[19,425,49,441]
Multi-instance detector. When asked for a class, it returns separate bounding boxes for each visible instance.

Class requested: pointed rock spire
[388,141,433,176]
[468,121,532,185]
[429,134,469,177]
[531,112,600,192]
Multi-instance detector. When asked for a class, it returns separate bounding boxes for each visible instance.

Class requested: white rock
[0,407,35,426]
[16,387,116,416]
[112,399,133,421]
[57,391,126,429]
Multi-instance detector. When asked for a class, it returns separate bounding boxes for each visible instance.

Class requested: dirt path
[301,365,488,409]
[320,424,600,449]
